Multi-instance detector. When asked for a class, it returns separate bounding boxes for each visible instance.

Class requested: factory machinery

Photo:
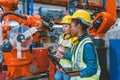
[0,0,117,80]
[0,0,53,80]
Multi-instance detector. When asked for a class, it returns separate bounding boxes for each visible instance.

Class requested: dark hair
[72,18,89,32]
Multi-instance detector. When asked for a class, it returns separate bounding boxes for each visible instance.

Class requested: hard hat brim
[72,18,90,27]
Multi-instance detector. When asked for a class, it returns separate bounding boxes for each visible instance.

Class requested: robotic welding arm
[88,0,116,38]
[0,11,42,51]
[87,0,116,48]
[0,0,19,12]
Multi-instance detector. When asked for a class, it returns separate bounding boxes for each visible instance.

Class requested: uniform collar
[78,33,89,41]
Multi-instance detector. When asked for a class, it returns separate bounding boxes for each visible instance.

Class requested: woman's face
[70,22,78,37]
[62,24,71,34]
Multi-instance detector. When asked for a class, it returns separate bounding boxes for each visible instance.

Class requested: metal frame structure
[27,0,34,15]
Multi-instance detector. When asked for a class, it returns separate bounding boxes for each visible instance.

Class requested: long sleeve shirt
[63,34,98,78]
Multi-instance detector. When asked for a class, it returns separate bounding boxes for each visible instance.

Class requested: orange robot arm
[1,12,42,42]
[0,0,19,12]
[88,0,116,37]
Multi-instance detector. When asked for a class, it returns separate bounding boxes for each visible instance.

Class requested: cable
[0,6,3,11]
[0,12,27,22]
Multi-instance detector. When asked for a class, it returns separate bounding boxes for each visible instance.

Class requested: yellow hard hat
[72,10,91,23]
[61,15,72,24]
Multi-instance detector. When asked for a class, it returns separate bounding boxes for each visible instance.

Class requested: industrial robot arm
[0,11,42,41]
[0,0,19,12]
[88,0,116,38]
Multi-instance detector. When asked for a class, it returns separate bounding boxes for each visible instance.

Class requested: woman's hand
[55,44,66,59]
[55,51,64,58]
